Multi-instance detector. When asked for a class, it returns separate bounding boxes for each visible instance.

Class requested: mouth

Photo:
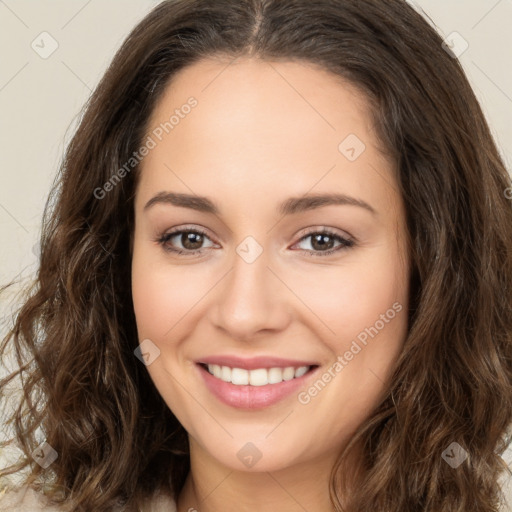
[195,359,320,409]
[198,362,317,386]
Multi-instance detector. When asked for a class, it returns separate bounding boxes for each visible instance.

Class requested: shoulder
[0,485,177,512]
[499,442,512,511]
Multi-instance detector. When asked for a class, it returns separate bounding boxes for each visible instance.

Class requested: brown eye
[310,233,336,251]
[177,231,204,250]
[158,228,215,255]
[294,230,355,257]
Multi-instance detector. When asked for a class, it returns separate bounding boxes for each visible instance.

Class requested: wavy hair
[1,0,512,510]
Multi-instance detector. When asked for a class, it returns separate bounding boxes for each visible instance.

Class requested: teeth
[206,364,311,386]
[294,366,308,378]
[282,367,295,380]
[221,365,231,382]
[268,367,283,384]
[249,368,268,386]
[231,367,249,385]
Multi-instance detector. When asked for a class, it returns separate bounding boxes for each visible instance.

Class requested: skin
[131,56,410,512]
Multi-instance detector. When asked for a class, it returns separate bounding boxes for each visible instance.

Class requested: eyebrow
[143,191,377,216]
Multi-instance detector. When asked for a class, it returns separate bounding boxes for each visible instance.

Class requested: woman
[1,0,512,510]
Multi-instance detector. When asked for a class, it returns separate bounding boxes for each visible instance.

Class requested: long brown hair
[1,0,512,510]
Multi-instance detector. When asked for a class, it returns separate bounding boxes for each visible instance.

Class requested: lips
[195,355,320,409]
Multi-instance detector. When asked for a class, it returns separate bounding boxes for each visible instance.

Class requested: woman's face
[131,57,410,472]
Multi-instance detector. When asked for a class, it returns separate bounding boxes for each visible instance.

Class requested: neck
[176,439,362,512]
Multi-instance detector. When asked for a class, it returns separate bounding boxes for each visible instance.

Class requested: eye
[156,226,216,255]
[292,229,355,257]
[155,226,355,257]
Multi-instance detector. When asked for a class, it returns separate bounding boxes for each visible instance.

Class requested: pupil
[312,234,333,251]
[183,232,203,250]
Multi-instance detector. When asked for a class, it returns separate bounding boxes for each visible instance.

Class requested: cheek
[131,262,170,340]
[293,246,408,346]
[132,271,195,337]
[131,242,210,340]
[131,247,202,424]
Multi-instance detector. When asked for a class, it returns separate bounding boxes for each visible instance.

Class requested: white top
[0,486,177,512]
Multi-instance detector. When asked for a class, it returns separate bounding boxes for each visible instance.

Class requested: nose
[208,247,291,342]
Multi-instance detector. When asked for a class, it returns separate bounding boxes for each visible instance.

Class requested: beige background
[0,0,511,503]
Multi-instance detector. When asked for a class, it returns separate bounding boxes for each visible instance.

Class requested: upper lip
[196,355,318,370]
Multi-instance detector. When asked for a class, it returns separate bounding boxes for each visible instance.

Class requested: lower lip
[197,364,318,409]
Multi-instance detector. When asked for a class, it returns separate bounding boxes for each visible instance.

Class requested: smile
[203,363,311,386]
[196,358,320,409]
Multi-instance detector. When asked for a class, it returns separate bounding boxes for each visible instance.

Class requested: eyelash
[155,226,355,258]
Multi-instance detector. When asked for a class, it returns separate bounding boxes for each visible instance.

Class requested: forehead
[137,57,398,217]
[146,56,377,156]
